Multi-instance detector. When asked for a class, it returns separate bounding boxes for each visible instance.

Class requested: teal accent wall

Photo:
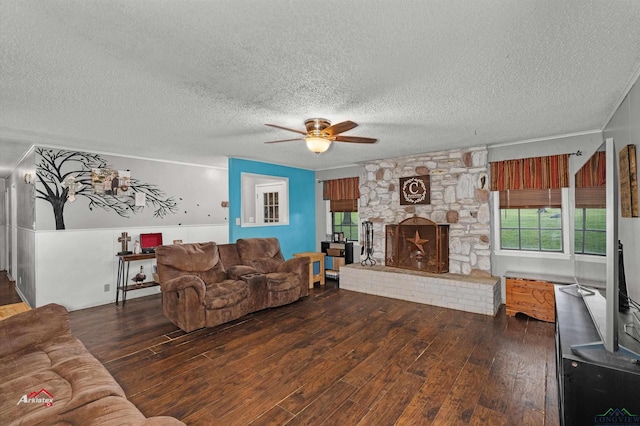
[229,158,316,258]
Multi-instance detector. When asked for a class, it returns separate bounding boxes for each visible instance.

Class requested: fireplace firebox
[385,216,449,273]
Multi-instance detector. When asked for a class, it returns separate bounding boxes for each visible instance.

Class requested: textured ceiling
[2,0,640,177]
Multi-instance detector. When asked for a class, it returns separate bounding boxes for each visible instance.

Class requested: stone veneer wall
[359,145,491,276]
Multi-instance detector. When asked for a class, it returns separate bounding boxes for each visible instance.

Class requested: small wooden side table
[293,252,326,288]
[116,252,159,306]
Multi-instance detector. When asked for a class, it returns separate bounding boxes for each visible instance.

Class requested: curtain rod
[317,176,359,183]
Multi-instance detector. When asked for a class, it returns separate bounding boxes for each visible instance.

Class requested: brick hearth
[340,264,501,316]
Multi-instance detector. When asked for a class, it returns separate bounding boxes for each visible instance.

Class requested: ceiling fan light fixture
[305,136,331,153]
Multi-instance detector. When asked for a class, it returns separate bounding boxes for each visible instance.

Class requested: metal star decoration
[406,230,429,255]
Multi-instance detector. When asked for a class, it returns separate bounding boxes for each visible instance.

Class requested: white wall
[0,179,5,271]
[35,224,229,310]
[315,166,360,251]
[604,79,640,302]
[35,149,229,230]
[16,227,35,304]
[6,148,37,305]
[488,131,602,163]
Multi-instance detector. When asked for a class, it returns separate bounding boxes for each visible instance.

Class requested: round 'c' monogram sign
[401,177,427,204]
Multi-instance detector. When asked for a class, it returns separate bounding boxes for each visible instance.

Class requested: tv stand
[555,286,640,425]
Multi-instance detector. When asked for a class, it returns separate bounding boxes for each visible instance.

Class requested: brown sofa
[156,238,309,332]
[0,303,184,426]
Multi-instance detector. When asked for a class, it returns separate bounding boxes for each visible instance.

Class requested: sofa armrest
[0,303,70,358]
[140,417,187,425]
[226,265,258,280]
[160,275,206,305]
[277,256,309,276]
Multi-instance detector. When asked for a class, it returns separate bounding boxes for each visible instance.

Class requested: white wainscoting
[340,264,501,316]
[35,224,229,311]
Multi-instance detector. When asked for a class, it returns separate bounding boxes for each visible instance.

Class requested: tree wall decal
[36,148,179,230]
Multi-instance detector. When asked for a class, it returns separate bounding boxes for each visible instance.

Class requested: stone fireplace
[340,145,498,315]
[359,145,491,276]
[385,216,449,273]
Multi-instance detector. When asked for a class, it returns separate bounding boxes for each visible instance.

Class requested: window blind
[498,188,562,208]
[575,186,606,208]
[330,199,358,212]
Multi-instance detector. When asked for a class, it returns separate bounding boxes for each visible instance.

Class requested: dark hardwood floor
[1,271,559,425]
[0,271,23,305]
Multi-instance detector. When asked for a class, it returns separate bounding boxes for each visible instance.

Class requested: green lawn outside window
[574,208,606,255]
[332,212,359,241]
[500,208,562,252]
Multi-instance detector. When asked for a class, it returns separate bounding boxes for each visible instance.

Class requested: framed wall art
[400,175,430,205]
[619,144,638,218]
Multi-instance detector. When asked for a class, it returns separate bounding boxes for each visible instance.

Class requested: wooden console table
[505,271,575,323]
[293,252,325,288]
[116,253,158,306]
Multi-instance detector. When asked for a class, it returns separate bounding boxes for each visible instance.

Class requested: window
[241,173,289,226]
[323,177,360,241]
[332,211,359,241]
[575,208,606,255]
[575,180,606,256]
[261,190,279,223]
[497,188,563,253]
[500,207,562,251]
[574,150,606,256]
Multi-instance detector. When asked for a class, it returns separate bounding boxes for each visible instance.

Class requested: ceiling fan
[265,118,377,153]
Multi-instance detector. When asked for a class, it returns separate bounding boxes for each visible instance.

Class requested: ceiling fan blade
[265,123,307,135]
[264,138,304,144]
[323,121,358,136]
[334,135,377,144]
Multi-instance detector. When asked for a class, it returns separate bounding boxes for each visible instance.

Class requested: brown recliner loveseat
[156,238,309,332]
[0,303,184,425]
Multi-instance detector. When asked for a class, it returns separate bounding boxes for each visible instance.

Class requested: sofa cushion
[0,303,69,358]
[156,242,227,284]
[249,257,282,274]
[0,332,130,424]
[204,280,249,310]
[56,395,184,425]
[266,273,299,292]
[217,243,242,269]
[236,238,286,274]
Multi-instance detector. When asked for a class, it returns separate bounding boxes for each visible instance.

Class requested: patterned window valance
[575,151,606,188]
[323,177,360,201]
[575,151,606,208]
[490,154,569,191]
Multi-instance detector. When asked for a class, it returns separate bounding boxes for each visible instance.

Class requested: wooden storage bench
[504,271,575,323]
